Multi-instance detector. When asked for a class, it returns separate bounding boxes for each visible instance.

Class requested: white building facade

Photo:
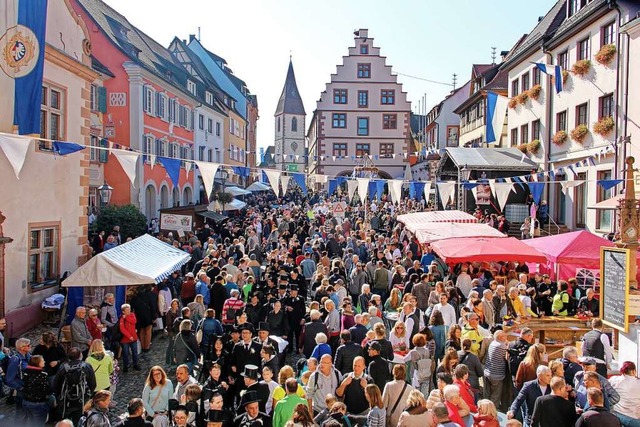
[307,29,411,179]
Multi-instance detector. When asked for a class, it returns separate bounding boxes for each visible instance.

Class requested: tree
[95,204,147,241]
[216,191,233,210]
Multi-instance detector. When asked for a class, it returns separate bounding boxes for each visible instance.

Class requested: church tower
[274,59,306,172]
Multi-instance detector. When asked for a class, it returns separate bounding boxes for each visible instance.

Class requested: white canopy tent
[225,186,252,196]
[246,181,271,192]
[414,222,506,244]
[207,198,247,211]
[62,234,191,287]
[397,210,478,233]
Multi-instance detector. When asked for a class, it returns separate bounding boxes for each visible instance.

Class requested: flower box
[528,85,542,101]
[570,124,589,143]
[508,97,518,109]
[593,116,615,136]
[572,60,591,77]
[517,143,528,153]
[562,70,569,84]
[527,139,541,154]
[552,130,568,145]
[595,44,617,66]
[517,92,529,105]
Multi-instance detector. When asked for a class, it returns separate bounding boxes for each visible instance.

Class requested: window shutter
[97,87,107,113]
[155,92,161,117]
[155,138,162,158]
[143,86,148,112]
[99,139,108,163]
[190,110,194,130]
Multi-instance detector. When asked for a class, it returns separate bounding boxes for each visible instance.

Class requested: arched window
[277,117,281,132]
[145,185,156,219]
[291,117,298,132]
[160,185,169,209]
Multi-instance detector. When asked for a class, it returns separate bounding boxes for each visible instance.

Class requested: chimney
[354,28,368,39]
[538,16,544,22]
[189,34,196,43]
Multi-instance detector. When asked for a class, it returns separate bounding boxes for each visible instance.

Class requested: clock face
[626,227,637,238]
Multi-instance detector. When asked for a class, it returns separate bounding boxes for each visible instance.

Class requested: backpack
[77,409,102,427]
[413,347,432,383]
[59,363,89,417]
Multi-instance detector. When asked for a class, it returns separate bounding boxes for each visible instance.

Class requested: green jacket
[86,352,114,391]
[272,393,307,427]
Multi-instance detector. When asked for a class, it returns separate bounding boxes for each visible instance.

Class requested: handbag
[386,381,408,425]
[196,329,203,344]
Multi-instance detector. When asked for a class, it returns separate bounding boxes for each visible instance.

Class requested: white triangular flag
[347,180,358,200]
[388,179,404,204]
[488,179,496,198]
[112,149,140,187]
[264,169,281,196]
[560,180,584,194]
[185,162,192,179]
[471,186,478,203]
[436,181,456,207]
[404,164,413,181]
[494,182,515,211]
[108,140,114,153]
[314,175,328,184]
[195,161,220,200]
[423,181,432,202]
[0,134,32,179]
[357,178,369,202]
[281,175,291,195]
[149,155,156,170]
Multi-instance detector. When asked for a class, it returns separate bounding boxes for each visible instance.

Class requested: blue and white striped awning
[63,234,191,287]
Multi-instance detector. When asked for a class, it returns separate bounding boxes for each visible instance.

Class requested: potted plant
[528,84,542,101]
[593,116,615,136]
[562,69,569,84]
[508,97,518,109]
[552,130,568,145]
[595,44,617,66]
[517,92,529,105]
[570,124,589,143]
[527,139,541,154]
[517,143,528,153]
[572,59,592,77]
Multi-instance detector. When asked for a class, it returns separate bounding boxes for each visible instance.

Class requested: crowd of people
[1,193,639,427]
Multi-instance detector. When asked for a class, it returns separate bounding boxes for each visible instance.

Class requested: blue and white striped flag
[534,63,563,93]
[486,91,509,144]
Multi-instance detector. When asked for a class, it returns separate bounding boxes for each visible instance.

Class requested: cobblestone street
[0,325,173,425]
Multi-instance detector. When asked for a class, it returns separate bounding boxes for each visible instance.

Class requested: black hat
[239,390,261,407]
[258,322,270,333]
[279,275,289,282]
[369,341,382,352]
[241,364,260,380]
[278,283,288,290]
[207,409,226,422]
[239,324,254,333]
[290,284,299,291]
[229,325,240,334]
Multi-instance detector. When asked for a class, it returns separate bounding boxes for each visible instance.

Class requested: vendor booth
[62,234,191,323]
[430,236,547,264]
[413,222,506,244]
[397,210,478,233]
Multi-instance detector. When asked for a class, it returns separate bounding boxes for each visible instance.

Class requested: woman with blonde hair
[272,365,306,408]
[397,389,435,427]
[86,339,114,393]
[382,364,414,427]
[365,384,386,427]
[82,389,112,426]
[384,288,403,312]
[389,320,410,352]
[187,294,205,325]
[514,343,547,390]
[473,399,500,427]
[142,366,174,427]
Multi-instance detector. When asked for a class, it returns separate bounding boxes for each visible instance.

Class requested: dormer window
[360,44,369,54]
[187,80,196,96]
[205,91,213,105]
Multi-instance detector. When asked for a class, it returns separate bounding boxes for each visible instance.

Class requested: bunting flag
[263,169,282,196]
[0,134,32,179]
[560,180,584,194]
[232,166,250,178]
[486,91,509,143]
[388,179,404,205]
[404,164,413,181]
[534,63,563,93]
[327,179,337,196]
[112,150,140,187]
[488,179,496,200]
[493,182,515,211]
[158,157,181,188]
[0,0,48,135]
[314,174,328,184]
[184,162,192,179]
[52,141,84,156]
[528,182,545,205]
[357,178,369,202]
[195,161,219,199]
[149,154,155,169]
[423,181,432,202]
[368,180,377,201]
[471,186,478,203]
[280,175,291,195]
[376,180,385,200]
[597,179,623,191]
[436,181,456,207]
[291,173,307,195]
[259,147,265,163]
[346,179,358,200]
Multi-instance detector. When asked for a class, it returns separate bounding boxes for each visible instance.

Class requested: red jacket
[445,400,465,427]
[473,414,500,427]
[119,312,139,343]
[87,317,103,341]
[454,378,478,413]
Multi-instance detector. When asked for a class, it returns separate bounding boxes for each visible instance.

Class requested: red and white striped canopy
[397,210,478,233]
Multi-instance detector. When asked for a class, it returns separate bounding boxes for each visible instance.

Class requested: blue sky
[104,0,558,153]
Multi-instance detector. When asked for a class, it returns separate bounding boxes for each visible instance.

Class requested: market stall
[413,222,506,244]
[397,210,478,233]
[430,236,547,264]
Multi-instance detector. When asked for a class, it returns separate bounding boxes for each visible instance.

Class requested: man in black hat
[288,268,307,300]
[238,365,270,414]
[276,277,289,300]
[254,323,280,354]
[283,285,306,354]
[231,326,262,386]
[233,391,271,427]
[206,390,233,427]
[210,275,228,321]
[246,293,263,328]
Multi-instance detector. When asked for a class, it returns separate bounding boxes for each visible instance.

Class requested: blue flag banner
[413,182,426,200]
[597,179,623,191]
[336,176,347,187]
[158,157,181,188]
[368,180,377,201]
[1,0,49,135]
[376,180,385,200]
[259,147,264,163]
[328,179,337,196]
[486,91,509,143]
[528,182,545,205]
[512,176,526,190]
[534,63,563,93]
[292,173,307,195]
[261,170,268,183]
[232,166,250,178]
[462,182,480,190]
[52,141,84,156]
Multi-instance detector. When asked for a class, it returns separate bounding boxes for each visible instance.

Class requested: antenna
[452,73,458,90]
[197,27,201,41]
[491,46,497,64]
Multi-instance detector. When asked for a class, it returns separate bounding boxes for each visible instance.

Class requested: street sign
[287,164,299,172]
[333,201,347,217]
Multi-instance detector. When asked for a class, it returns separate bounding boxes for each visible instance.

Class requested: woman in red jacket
[453,364,478,413]
[119,304,140,372]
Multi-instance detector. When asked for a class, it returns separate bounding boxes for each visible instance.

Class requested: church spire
[275,58,305,116]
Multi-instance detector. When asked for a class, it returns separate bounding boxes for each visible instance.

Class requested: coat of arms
[0,25,40,78]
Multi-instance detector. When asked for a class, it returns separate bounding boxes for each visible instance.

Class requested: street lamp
[97,181,113,207]
[459,164,471,212]
[219,169,228,212]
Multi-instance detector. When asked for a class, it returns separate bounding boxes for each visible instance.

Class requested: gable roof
[275,59,306,116]
[443,147,537,170]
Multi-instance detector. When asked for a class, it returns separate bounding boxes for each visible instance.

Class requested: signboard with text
[160,213,193,232]
[600,247,630,332]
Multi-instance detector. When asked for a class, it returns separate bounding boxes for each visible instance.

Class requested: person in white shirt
[431,293,457,328]
[456,265,473,298]
[609,361,640,426]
